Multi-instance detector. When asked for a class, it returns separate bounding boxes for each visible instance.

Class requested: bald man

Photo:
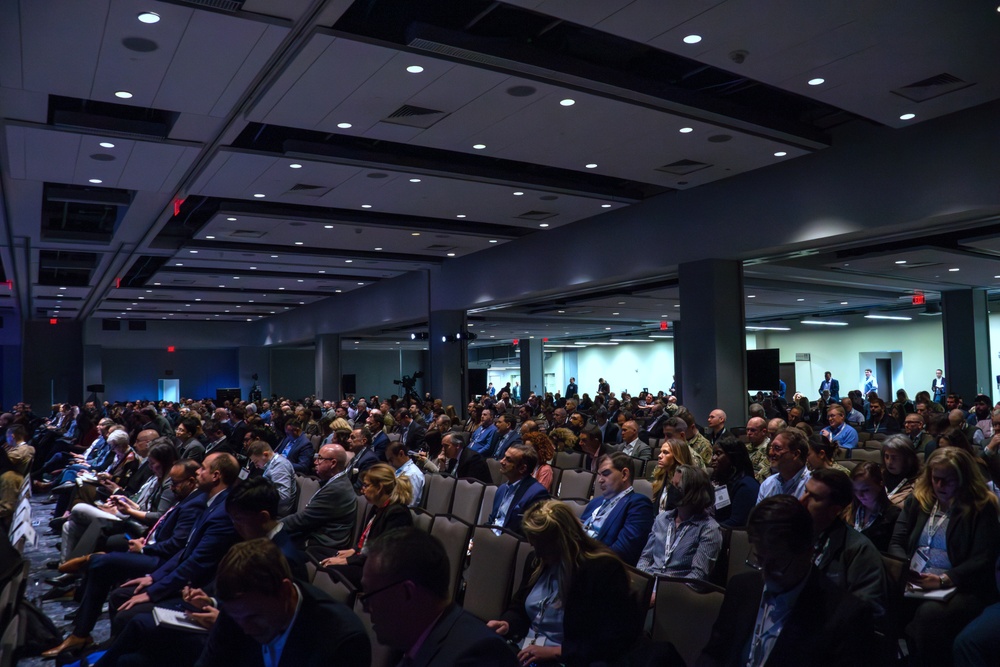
[706,409,729,445]
[280,444,356,551]
[745,417,772,483]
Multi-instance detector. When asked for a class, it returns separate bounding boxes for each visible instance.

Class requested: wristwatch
[939,574,953,588]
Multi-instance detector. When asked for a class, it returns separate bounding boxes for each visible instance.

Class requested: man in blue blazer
[368,412,391,461]
[278,420,314,474]
[488,444,550,536]
[580,452,655,566]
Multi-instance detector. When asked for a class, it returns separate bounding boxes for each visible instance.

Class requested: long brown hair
[651,439,694,499]
[520,499,616,593]
[913,448,997,516]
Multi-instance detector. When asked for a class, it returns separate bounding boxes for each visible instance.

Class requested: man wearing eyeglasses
[756,428,811,504]
[745,417,773,484]
[280,444,356,551]
[696,497,875,667]
[361,529,517,667]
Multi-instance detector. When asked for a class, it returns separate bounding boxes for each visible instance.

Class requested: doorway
[779,363,796,399]
[158,379,180,403]
[875,358,893,402]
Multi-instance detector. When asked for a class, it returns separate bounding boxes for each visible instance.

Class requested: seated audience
[436,431,491,484]
[489,500,638,667]
[889,447,1000,667]
[864,398,900,435]
[615,420,651,459]
[696,496,877,667]
[744,417,773,483]
[637,465,722,587]
[281,443,356,550]
[361,529,518,667]
[487,445,549,536]
[523,431,555,492]
[318,463,412,587]
[954,555,1000,667]
[843,461,901,552]
[386,441,425,506]
[881,434,921,508]
[710,436,760,528]
[651,439,698,513]
[246,439,297,517]
[757,427,811,503]
[822,404,859,450]
[805,434,850,474]
[580,452,655,566]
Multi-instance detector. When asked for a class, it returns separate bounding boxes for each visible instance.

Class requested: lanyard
[925,502,949,541]
[854,506,878,532]
[886,478,908,498]
[584,488,632,531]
[663,520,690,565]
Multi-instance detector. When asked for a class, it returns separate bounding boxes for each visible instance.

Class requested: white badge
[714,485,731,509]
[238,467,250,480]
[520,635,546,649]
[910,548,929,574]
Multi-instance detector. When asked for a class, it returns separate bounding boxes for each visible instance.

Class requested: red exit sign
[912,293,925,305]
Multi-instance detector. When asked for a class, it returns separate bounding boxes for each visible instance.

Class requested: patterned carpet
[18,490,111,667]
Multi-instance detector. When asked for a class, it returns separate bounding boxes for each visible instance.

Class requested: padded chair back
[642,459,660,479]
[727,529,755,584]
[463,526,521,621]
[295,475,320,514]
[310,435,322,452]
[512,539,535,594]
[486,457,505,485]
[852,449,882,463]
[560,498,589,520]
[429,514,474,598]
[410,507,433,532]
[451,478,487,525]
[422,473,456,515]
[651,577,725,667]
[632,478,654,500]
[840,459,859,472]
[353,495,372,545]
[478,485,499,524]
[556,469,595,499]
[553,451,584,469]
[625,566,655,632]
[312,570,358,608]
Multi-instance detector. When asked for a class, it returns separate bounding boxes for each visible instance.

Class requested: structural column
[429,310,467,410]
[22,320,84,408]
[315,334,341,400]
[941,289,992,401]
[519,339,545,399]
[677,259,747,426]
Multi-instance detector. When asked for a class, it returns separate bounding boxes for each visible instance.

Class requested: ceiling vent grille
[891,73,973,102]
[515,210,557,221]
[424,244,457,251]
[286,183,332,197]
[381,104,449,129]
[168,0,245,11]
[229,230,266,238]
[655,159,712,175]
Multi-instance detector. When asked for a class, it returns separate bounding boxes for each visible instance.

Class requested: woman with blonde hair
[487,500,637,666]
[651,439,695,513]
[523,431,555,492]
[889,447,1000,667]
[319,463,412,587]
[548,427,577,453]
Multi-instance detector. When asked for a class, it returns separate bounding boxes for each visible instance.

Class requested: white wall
[757,318,945,401]
[574,341,676,397]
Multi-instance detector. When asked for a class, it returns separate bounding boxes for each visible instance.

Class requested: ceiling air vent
[891,73,973,103]
[424,244,457,251]
[381,104,449,129]
[229,230,266,238]
[286,183,332,197]
[515,210,557,221]
[167,0,245,11]
[655,159,711,175]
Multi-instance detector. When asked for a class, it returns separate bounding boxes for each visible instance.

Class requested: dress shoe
[59,553,95,574]
[46,559,62,570]
[41,634,93,659]
[33,479,54,492]
[49,516,70,531]
[41,584,77,602]
[45,573,78,587]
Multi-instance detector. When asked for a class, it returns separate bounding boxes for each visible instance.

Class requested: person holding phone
[889,447,1000,667]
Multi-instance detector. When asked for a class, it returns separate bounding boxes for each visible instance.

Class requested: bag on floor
[18,599,63,656]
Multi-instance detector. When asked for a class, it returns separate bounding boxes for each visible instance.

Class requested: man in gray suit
[280,443,356,551]
[361,529,517,667]
[615,420,652,459]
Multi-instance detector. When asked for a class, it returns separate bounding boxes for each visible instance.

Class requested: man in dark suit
[195,538,370,667]
[566,377,578,398]
[226,405,248,451]
[368,411,390,461]
[437,431,491,483]
[281,443,356,551]
[695,496,876,667]
[397,409,426,452]
[348,426,379,492]
[487,444,549,536]
[577,424,615,473]
[819,371,840,401]
[580,452,655,566]
[903,412,934,456]
[361,528,517,667]
[489,413,521,460]
[594,408,620,445]
[277,420,313,475]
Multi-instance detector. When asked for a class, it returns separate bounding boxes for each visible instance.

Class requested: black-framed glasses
[745,548,793,575]
[358,579,406,610]
[314,454,336,461]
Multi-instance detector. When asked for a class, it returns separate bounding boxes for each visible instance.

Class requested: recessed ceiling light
[865,314,912,321]
[115,91,133,99]
[99,142,115,148]
[194,298,201,302]
[226,217,237,221]
[489,239,498,243]
[294,241,303,245]
[175,263,183,266]
[796,298,805,302]
[297,279,304,282]
[679,127,693,134]
[288,163,302,169]
[774,151,787,157]
[205,236,216,240]
[801,320,848,326]
[900,113,916,120]
[59,286,67,290]
[409,178,421,183]
[456,214,466,218]
[895,260,907,264]
[808,78,825,86]
[840,301,849,305]
[189,250,198,254]
[361,204,372,209]
[232,276,239,279]
[513,192,524,196]
[447,253,456,257]
[949,267,960,272]
[270,255,278,258]
[585,163,597,169]
[154,282,160,285]
[253,193,265,198]
[472,144,486,150]
[345,260,353,263]
[747,295,756,298]
[374,247,383,251]
[324,225,334,229]
[411,232,421,236]
[406,65,424,73]
[88,178,103,184]
[683,34,702,44]
[337,122,352,129]
[335,289,342,293]
[559,99,575,106]
[601,204,612,208]
[137,12,160,23]
[250,266,257,270]
[278,287,285,290]
[539,223,550,228]
[612,312,619,315]
[358,282,365,285]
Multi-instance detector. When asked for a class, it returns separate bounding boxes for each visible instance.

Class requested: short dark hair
[809,467,853,508]
[226,476,279,518]
[216,538,291,601]
[246,440,273,457]
[367,528,450,601]
[6,424,27,441]
[748,496,814,554]
[580,423,602,442]
[507,444,538,475]
[354,426,372,444]
[386,441,407,459]
[207,452,240,485]
[596,451,634,481]
[147,440,178,472]
[715,435,754,478]
[775,427,809,460]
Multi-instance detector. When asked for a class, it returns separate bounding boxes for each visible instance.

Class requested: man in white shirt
[757,428,811,503]
[387,442,424,507]
[614,421,651,459]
